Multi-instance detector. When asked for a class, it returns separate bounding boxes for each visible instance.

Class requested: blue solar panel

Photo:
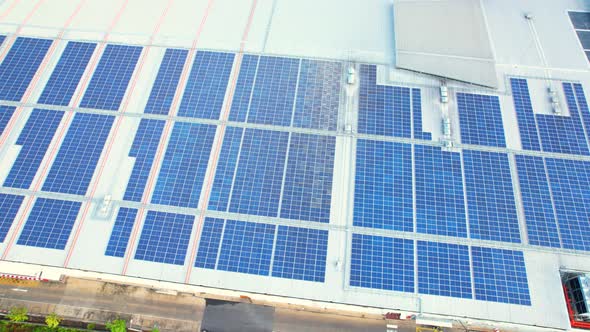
[0,37,52,101]
[515,155,561,248]
[574,83,590,143]
[37,42,96,106]
[457,93,506,147]
[546,158,590,251]
[0,106,16,136]
[208,126,243,212]
[292,60,341,130]
[194,217,225,269]
[280,134,335,223]
[354,140,413,231]
[358,65,411,138]
[246,56,300,126]
[123,119,165,202]
[510,78,541,151]
[228,55,258,122]
[463,151,520,243]
[217,220,275,276]
[42,113,114,195]
[79,44,142,111]
[415,145,467,238]
[135,211,194,265]
[417,241,472,299]
[412,88,431,140]
[178,51,234,119]
[105,207,138,257]
[0,194,23,242]
[228,129,289,217]
[472,247,531,305]
[4,109,63,189]
[144,48,188,115]
[151,122,216,208]
[350,234,414,292]
[272,226,328,282]
[0,36,5,45]
[17,198,81,249]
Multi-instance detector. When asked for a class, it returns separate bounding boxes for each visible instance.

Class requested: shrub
[105,319,126,332]
[7,306,28,322]
[86,323,96,330]
[46,313,62,328]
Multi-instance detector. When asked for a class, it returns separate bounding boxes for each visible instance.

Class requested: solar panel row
[457,93,506,147]
[350,233,531,305]
[0,194,24,242]
[195,218,328,282]
[0,106,16,136]
[412,88,431,140]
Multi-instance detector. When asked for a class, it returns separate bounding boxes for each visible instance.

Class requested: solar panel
[354,140,413,231]
[150,122,216,208]
[79,44,142,111]
[280,133,335,223]
[463,150,520,243]
[545,158,590,251]
[105,207,138,257]
[37,42,96,106]
[272,225,328,282]
[208,126,243,212]
[0,37,52,101]
[194,217,225,269]
[417,241,472,299]
[217,219,275,276]
[4,109,63,189]
[0,35,5,45]
[17,198,81,249]
[472,246,531,305]
[0,105,16,135]
[228,129,289,217]
[515,155,561,248]
[144,48,188,115]
[228,55,259,122]
[415,145,467,238]
[0,194,23,242]
[573,83,590,145]
[457,93,506,147]
[178,51,234,119]
[123,119,166,202]
[245,56,300,126]
[349,233,414,292]
[42,113,115,195]
[135,211,194,265]
[292,59,341,130]
[510,78,541,151]
[412,88,431,140]
[358,65,411,138]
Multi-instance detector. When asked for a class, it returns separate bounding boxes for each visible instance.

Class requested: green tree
[151,327,160,332]
[105,319,126,332]
[46,312,62,328]
[7,306,28,322]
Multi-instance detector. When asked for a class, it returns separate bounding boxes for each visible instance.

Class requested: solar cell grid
[573,83,590,144]
[194,217,225,269]
[472,247,531,305]
[457,93,506,147]
[463,151,520,243]
[135,211,194,265]
[17,198,81,249]
[349,234,414,292]
[217,219,275,276]
[151,122,216,208]
[178,51,234,119]
[0,106,16,136]
[246,56,300,126]
[272,226,328,282]
[42,113,115,195]
[412,88,431,140]
[280,133,335,223]
[228,55,258,122]
[417,241,472,299]
[208,126,243,212]
[0,194,23,242]
[79,44,142,111]
[4,109,63,189]
[515,155,561,248]
[144,48,188,115]
[358,65,411,138]
[292,59,341,130]
[354,140,413,231]
[37,42,96,106]
[415,145,467,238]
[510,78,541,151]
[0,37,52,101]
[105,208,138,257]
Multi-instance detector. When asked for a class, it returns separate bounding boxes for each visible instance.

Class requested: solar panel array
[1,37,589,311]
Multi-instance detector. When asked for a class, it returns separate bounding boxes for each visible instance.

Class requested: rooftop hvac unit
[440,86,449,104]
